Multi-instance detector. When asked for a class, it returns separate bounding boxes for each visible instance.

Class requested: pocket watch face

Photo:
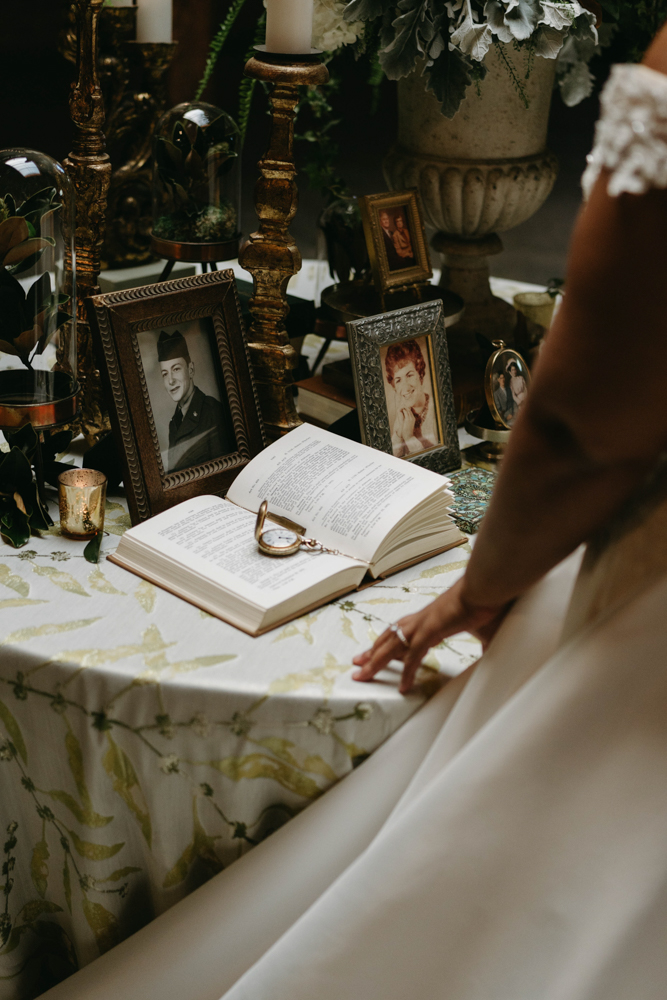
[259,528,301,556]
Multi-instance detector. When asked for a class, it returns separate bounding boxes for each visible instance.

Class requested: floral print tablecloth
[0,495,478,999]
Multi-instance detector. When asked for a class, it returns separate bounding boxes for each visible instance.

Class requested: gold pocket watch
[255,501,344,558]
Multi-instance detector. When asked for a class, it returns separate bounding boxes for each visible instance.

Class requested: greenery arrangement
[0,425,53,548]
[0,187,70,371]
[153,110,239,245]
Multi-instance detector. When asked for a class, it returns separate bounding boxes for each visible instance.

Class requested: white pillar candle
[136,0,172,43]
[265,0,313,54]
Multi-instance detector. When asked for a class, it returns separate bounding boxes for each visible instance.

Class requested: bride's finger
[352,631,409,681]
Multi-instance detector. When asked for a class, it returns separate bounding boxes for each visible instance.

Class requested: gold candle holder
[58,469,107,540]
[239,48,329,439]
[64,0,113,445]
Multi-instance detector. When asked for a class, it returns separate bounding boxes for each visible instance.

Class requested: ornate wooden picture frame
[347,300,461,475]
[87,270,266,524]
[360,189,432,295]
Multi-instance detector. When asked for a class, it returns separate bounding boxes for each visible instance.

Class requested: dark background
[0,0,610,285]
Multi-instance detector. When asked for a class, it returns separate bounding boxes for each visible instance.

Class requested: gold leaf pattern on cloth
[418,559,469,578]
[67,829,124,861]
[45,725,113,828]
[0,491,480,992]
[82,897,122,954]
[134,579,156,613]
[0,564,30,597]
[102,734,152,847]
[30,838,49,898]
[268,653,350,697]
[358,597,409,605]
[32,565,90,597]
[88,570,126,595]
[0,699,28,762]
[205,753,322,799]
[104,512,132,536]
[272,613,319,645]
[163,798,223,889]
[1,617,102,645]
[0,598,47,610]
[255,737,339,784]
[340,614,356,641]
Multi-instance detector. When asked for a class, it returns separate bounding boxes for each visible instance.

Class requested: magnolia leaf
[82,897,122,955]
[32,565,90,597]
[67,828,124,861]
[102,734,152,846]
[0,499,30,547]
[3,237,52,267]
[0,698,27,762]
[16,899,62,924]
[0,216,30,260]
[84,534,104,566]
[30,838,50,897]
[0,563,30,596]
[0,338,20,356]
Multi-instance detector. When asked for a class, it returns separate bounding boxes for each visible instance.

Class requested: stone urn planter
[384,47,558,360]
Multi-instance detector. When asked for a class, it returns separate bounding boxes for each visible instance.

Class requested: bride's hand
[352,578,511,694]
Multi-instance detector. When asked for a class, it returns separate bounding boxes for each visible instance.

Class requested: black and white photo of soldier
[157,329,235,473]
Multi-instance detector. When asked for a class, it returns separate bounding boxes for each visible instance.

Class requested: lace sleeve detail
[582,63,667,200]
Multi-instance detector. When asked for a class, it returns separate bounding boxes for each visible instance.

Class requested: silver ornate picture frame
[87,271,266,524]
[347,300,461,475]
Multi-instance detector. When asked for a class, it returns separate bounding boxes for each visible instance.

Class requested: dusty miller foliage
[342,0,601,116]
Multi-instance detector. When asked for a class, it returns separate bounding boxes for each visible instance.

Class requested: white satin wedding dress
[41,63,667,1000]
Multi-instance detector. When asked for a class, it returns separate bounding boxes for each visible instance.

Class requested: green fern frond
[195,0,248,101]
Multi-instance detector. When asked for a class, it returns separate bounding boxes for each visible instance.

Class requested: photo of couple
[378,206,416,272]
[490,349,530,428]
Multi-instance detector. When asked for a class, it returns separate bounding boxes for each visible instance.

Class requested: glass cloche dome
[151,101,241,264]
[0,149,77,430]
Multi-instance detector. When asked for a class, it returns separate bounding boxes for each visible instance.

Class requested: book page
[227,423,447,564]
[123,496,363,607]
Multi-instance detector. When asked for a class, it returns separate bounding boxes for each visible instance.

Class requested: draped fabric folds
[42,547,667,1000]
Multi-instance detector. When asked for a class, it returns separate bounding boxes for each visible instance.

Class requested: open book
[109,424,465,635]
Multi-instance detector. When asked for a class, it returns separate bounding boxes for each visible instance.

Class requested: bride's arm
[354,27,667,692]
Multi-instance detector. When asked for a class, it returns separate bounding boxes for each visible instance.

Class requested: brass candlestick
[239,49,329,439]
[103,33,178,268]
[64,0,112,444]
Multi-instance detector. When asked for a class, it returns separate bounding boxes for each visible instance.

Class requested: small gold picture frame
[485,341,531,430]
[360,189,432,295]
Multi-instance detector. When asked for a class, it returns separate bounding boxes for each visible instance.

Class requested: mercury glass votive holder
[58,469,107,540]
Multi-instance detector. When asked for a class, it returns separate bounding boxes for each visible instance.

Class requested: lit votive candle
[265,0,313,54]
[58,469,107,541]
